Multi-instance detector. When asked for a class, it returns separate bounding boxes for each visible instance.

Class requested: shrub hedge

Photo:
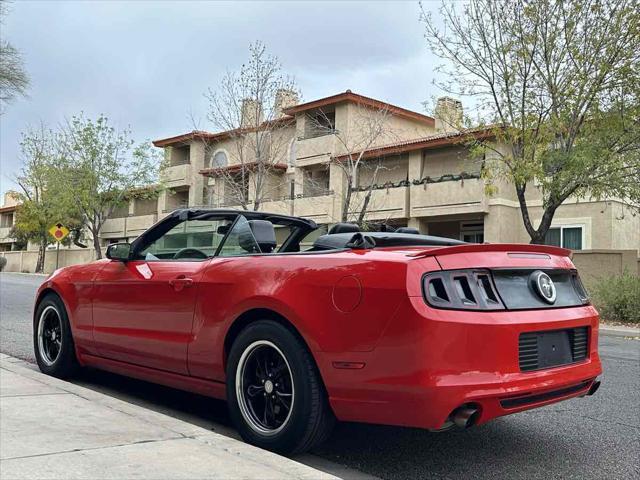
[591,271,640,324]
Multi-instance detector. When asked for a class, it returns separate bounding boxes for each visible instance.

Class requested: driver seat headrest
[395,227,420,234]
[239,220,276,253]
[329,222,360,234]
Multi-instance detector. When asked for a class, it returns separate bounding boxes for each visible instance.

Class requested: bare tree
[203,42,298,210]
[421,0,640,244]
[0,0,29,110]
[308,101,400,226]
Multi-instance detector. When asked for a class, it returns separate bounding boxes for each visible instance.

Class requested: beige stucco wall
[421,146,482,178]
[572,249,639,290]
[0,248,102,274]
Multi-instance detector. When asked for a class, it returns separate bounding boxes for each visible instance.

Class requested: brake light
[423,269,505,310]
[571,272,590,304]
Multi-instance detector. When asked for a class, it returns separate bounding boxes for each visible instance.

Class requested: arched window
[288,139,296,167]
[211,150,228,168]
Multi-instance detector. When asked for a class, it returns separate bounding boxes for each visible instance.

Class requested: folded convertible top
[312,232,466,250]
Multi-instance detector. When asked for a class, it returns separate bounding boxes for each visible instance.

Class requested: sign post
[48,223,70,270]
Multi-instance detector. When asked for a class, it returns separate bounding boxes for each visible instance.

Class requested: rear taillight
[423,269,505,310]
[571,273,590,304]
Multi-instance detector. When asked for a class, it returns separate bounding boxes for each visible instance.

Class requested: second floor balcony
[101,213,158,239]
[162,163,192,188]
[409,175,487,218]
[350,185,409,221]
[295,133,337,167]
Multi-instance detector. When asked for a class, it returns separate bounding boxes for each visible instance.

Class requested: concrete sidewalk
[0,354,338,479]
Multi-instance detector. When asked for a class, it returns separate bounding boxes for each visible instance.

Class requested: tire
[226,320,335,454]
[33,293,79,378]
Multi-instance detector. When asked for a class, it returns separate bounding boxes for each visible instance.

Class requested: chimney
[241,98,263,128]
[274,89,299,118]
[3,191,20,207]
[434,97,463,133]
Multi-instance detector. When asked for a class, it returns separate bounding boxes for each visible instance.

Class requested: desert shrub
[591,271,640,324]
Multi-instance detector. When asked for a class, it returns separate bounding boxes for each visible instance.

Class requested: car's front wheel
[226,320,335,454]
[33,293,79,378]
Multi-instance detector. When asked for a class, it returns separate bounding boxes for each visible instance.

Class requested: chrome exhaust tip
[451,407,479,429]
[587,379,601,396]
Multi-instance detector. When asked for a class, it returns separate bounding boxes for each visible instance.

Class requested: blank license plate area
[536,330,573,369]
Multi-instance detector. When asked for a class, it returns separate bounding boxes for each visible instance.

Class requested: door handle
[169,275,193,291]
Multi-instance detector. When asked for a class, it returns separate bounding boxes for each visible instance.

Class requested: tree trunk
[529,206,557,245]
[342,183,353,222]
[92,229,102,259]
[35,234,47,273]
[357,189,373,226]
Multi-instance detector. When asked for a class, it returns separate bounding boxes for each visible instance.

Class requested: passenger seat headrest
[329,222,360,234]
[239,220,277,253]
[395,227,420,234]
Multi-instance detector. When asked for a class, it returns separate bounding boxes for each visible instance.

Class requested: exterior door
[91,216,233,374]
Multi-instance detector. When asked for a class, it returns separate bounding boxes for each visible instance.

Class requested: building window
[211,150,228,168]
[544,226,583,250]
[460,221,484,243]
[304,109,336,139]
[0,213,13,228]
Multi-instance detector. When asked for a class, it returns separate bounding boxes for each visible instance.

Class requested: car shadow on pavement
[70,367,598,480]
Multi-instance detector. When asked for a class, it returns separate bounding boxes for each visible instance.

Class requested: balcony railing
[410,174,486,218]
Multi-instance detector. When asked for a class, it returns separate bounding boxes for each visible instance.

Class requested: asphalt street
[1,272,638,480]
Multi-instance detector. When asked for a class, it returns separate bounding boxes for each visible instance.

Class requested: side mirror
[106,242,131,262]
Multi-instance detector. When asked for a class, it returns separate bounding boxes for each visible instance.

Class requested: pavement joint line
[0,436,187,461]
[0,392,72,398]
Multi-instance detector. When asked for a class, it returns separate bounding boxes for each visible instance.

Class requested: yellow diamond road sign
[49,223,69,242]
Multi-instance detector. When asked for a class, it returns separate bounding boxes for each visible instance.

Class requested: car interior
[128,210,467,261]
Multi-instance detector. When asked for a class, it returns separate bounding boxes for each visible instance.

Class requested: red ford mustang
[33,209,602,453]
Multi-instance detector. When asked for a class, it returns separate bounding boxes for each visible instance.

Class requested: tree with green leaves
[0,0,29,110]
[421,0,640,243]
[13,125,81,272]
[58,114,163,259]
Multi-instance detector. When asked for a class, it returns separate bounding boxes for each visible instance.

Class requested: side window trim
[213,214,241,257]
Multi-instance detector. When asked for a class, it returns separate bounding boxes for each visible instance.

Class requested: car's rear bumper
[318,297,602,430]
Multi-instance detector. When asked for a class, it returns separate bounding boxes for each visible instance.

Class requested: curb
[0,354,339,480]
[0,271,48,277]
[599,325,640,338]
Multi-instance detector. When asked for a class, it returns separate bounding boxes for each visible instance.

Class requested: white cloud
[0,0,447,195]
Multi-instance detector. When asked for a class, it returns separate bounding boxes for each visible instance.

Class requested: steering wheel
[172,248,208,260]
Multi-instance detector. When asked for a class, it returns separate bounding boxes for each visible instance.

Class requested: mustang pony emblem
[532,271,557,304]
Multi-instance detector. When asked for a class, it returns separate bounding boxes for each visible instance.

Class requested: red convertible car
[34,209,602,453]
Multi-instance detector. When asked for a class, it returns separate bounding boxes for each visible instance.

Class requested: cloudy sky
[0,0,447,197]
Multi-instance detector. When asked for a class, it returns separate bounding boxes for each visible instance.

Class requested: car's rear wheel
[33,293,79,378]
[226,320,335,454]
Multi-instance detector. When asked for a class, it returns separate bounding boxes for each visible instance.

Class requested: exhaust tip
[587,379,601,396]
[451,406,479,429]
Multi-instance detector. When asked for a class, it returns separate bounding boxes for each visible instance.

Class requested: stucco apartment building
[0,192,20,252]
[95,90,639,253]
[1,90,638,255]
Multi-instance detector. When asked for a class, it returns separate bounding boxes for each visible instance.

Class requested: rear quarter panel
[188,250,408,381]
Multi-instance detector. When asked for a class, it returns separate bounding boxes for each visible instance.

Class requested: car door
[92,215,232,374]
